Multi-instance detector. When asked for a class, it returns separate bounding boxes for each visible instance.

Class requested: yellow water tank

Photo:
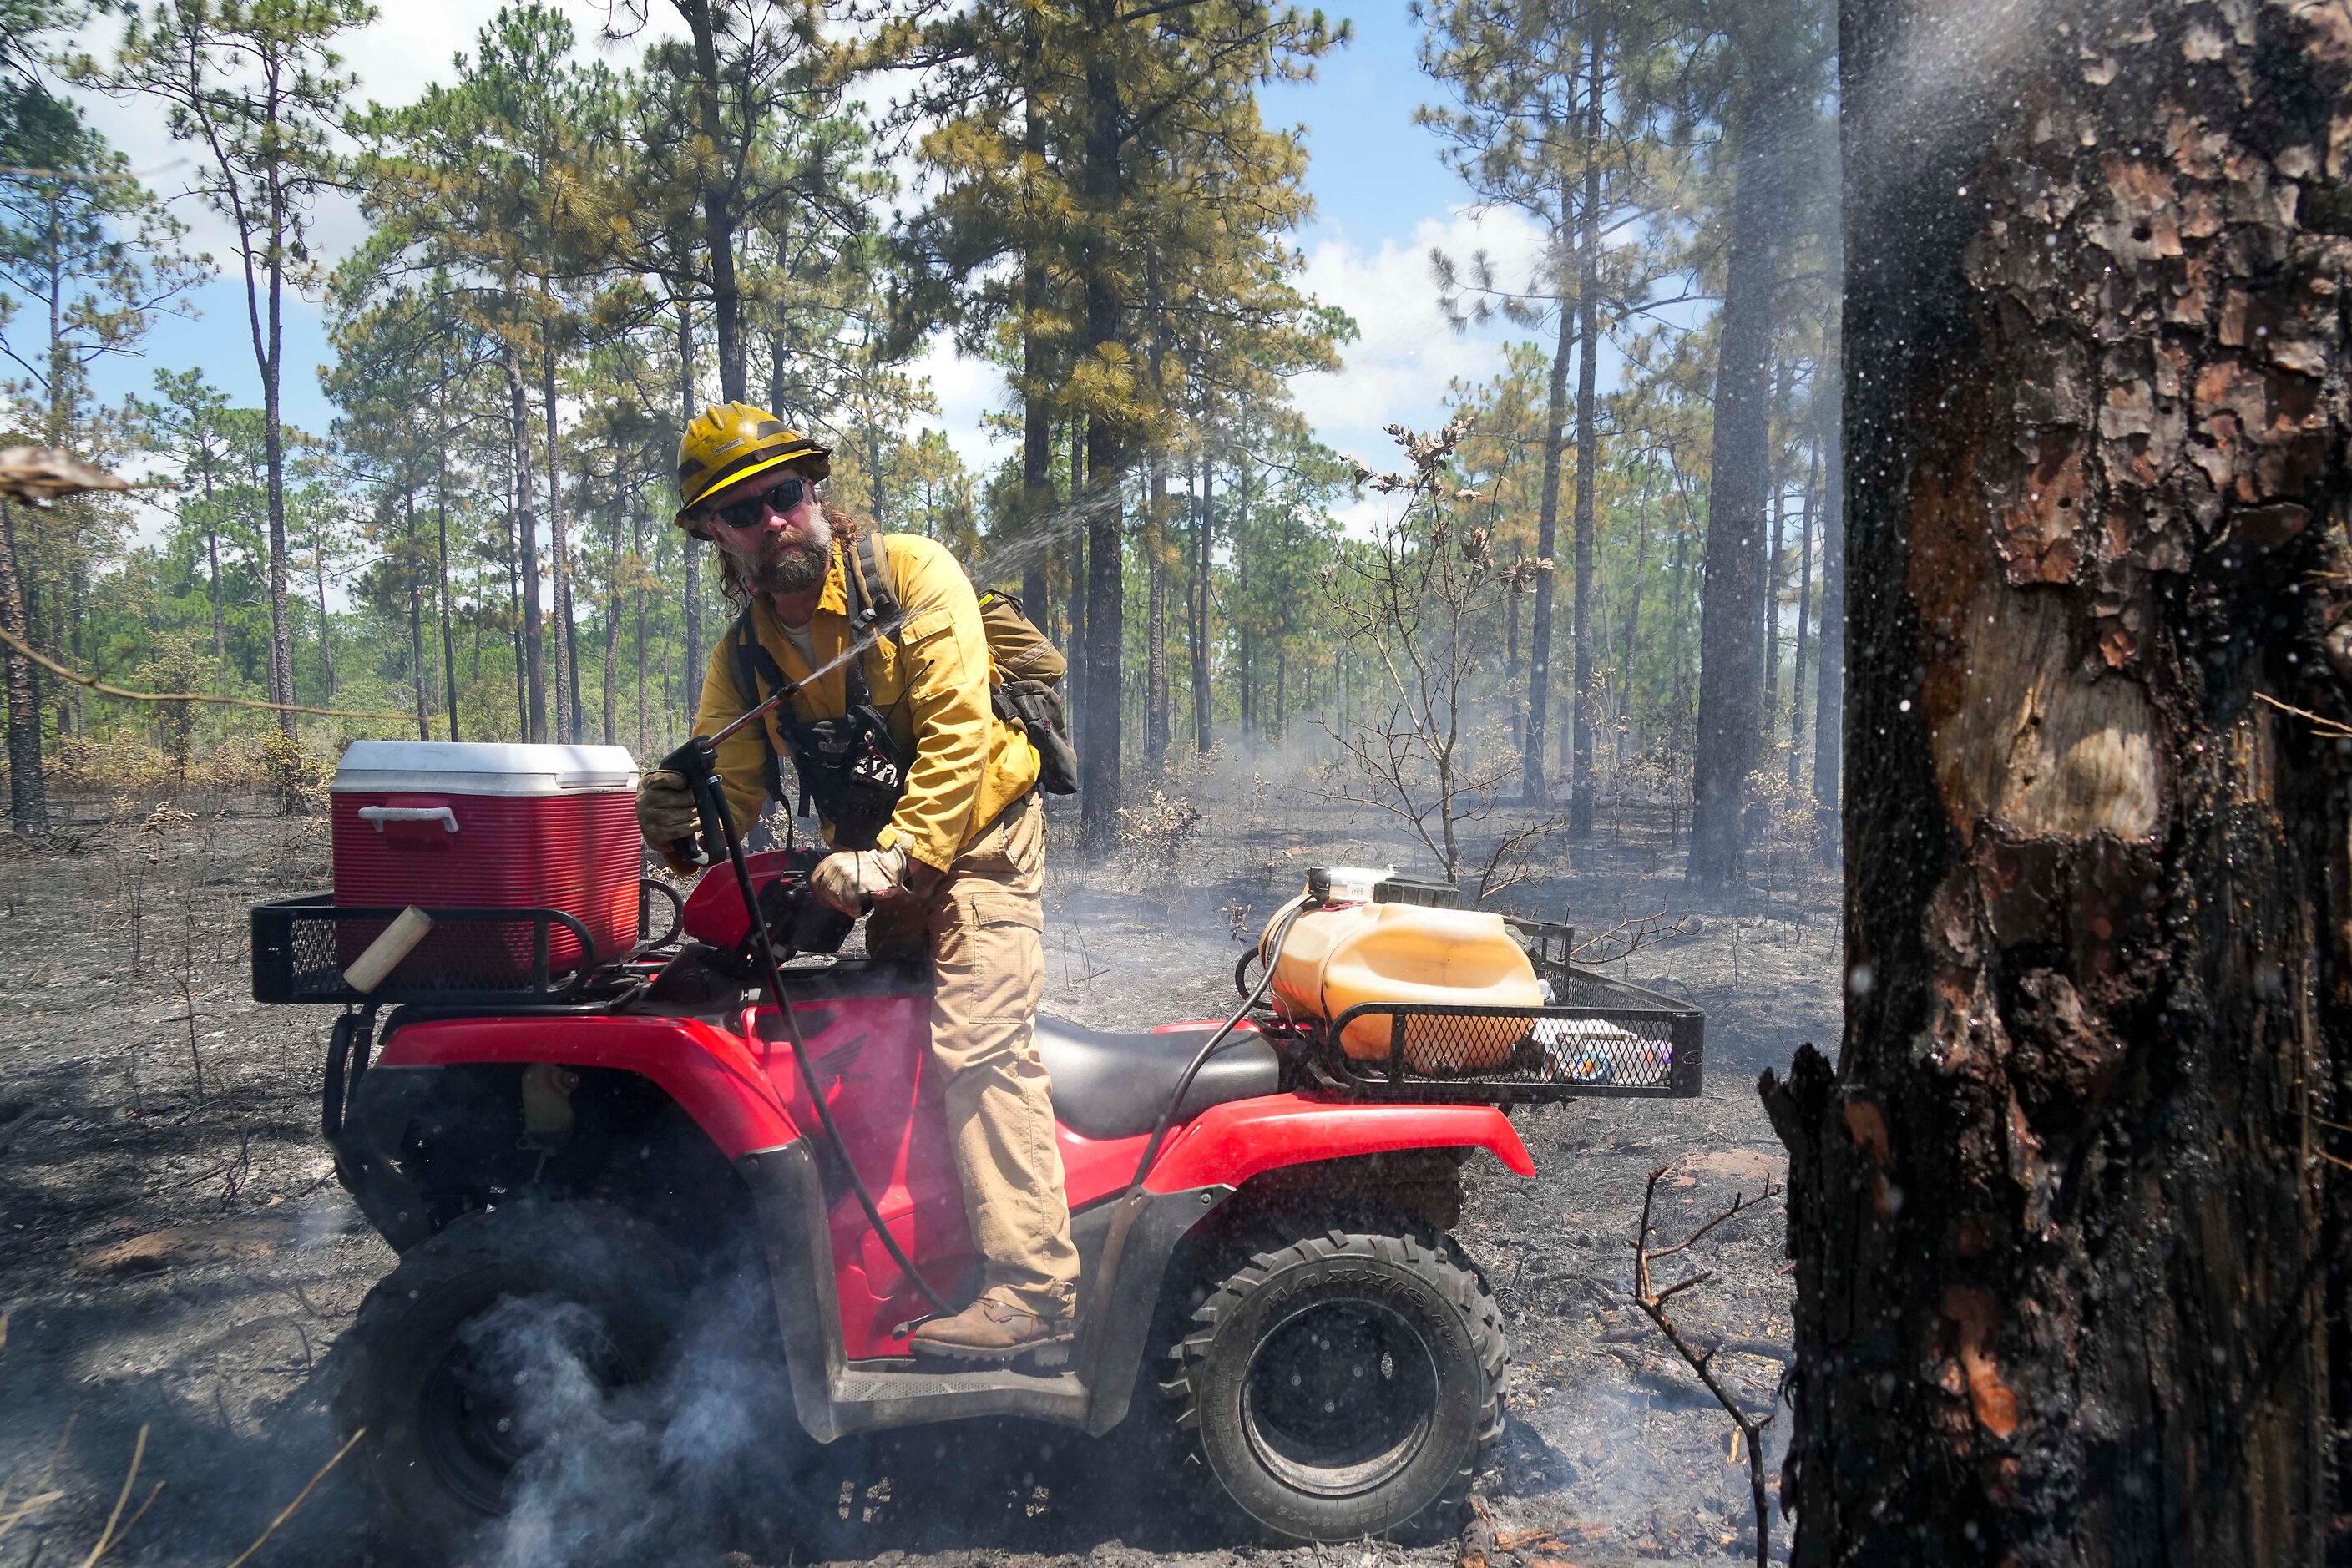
[1260,891,1543,1070]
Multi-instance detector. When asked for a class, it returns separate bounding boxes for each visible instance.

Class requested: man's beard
[751,508,832,594]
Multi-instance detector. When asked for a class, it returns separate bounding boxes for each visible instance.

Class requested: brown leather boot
[909,1295,1075,1363]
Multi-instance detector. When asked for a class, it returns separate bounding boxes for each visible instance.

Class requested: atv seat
[1034,1014,1281,1141]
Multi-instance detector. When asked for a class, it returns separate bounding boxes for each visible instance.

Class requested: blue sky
[68,0,1548,517]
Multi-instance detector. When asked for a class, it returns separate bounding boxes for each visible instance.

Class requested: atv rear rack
[251,893,651,1006]
[1303,968,1704,1103]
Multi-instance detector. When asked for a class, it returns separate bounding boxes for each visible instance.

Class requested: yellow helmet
[674,402,832,534]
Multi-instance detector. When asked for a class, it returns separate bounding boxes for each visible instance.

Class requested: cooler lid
[331,741,640,797]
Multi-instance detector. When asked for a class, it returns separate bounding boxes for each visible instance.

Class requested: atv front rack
[1303,968,1704,1103]
[252,893,635,1006]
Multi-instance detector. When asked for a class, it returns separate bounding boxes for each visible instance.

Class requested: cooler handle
[357,805,458,835]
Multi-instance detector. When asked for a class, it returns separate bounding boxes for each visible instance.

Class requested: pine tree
[85,0,376,737]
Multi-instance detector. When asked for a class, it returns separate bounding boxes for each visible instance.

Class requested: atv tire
[1162,1226,1505,1541]
[333,1201,689,1558]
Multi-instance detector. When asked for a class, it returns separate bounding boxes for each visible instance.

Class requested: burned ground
[0,771,1834,1566]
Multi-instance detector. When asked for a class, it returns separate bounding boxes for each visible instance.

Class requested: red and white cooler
[331,741,642,982]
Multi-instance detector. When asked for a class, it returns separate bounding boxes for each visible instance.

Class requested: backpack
[843,531,1080,796]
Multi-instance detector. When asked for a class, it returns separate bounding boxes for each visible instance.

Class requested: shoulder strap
[844,529,900,635]
[729,604,789,807]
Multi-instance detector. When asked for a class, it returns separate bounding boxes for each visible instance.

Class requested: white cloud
[908,333,1013,477]
[1288,204,1550,473]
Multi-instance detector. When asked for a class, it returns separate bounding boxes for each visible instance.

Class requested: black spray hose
[1120,896,1314,1207]
[665,735,955,1317]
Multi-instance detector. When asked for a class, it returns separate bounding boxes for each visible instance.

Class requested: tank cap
[1374,876,1463,909]
[1307,864,1392,904]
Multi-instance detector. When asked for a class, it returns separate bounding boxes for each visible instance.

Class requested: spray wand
[655,615,957,1318]
[661,618,902,868]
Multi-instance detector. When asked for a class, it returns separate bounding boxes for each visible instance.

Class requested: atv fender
[372,1013,800,1156]
[1140,1094,1536,1193]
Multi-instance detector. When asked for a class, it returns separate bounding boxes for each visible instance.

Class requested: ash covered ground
[0,764,1836,1566]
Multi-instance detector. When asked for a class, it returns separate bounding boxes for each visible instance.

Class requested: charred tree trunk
[1766,4,2352,1561]
[1687,88,1788,890]
[1527,291,1573,804]
[0,501,44,837]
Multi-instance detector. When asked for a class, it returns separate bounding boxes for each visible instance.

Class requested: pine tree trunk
[544,343,576,745]
[1526,296,1572,804]
[313,544,335,700]
[1019,33,1054,619]
[1081,414,1124,842]
[1787,443,1818,792]
[0,500,45,837]
[1568,31,1603,837]
[1811,324,1846,842]
[262,336,294,739]
[1616,487,1648,741]
[604,497,624,747]
[1020,309,1054,616]
[634,498,649,757]
[1064,418,1088,736]
[505,339,546,741]
[1763,431,1785,716]
[200,449,225,690]
[678,0,746,402]
[1687,87,1787,889]
[1146,456,1169,769]
[1767,4,2352,1560]
[407,486,428,741]
[678,301,705,728]
[1194,450,1213,754]
[437,428,459,741]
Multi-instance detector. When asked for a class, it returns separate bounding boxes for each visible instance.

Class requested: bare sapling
[1322,417,1568,902]
[1631,1164,1783,1568]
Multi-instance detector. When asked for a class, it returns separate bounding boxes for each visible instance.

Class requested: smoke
[457,1253,803,1568]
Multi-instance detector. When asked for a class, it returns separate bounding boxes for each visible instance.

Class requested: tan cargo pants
[866,792,1079,1319]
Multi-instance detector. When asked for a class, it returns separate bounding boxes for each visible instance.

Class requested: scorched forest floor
[0,767,1836,1566]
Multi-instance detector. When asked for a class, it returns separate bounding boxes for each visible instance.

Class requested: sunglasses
[706,475,812,532]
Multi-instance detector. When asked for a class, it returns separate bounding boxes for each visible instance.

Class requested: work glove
[812,842,910,917]
[636,769,701,851]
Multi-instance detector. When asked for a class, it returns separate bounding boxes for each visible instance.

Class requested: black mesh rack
[252,893,616,1006]
[1309,967,1703,1103]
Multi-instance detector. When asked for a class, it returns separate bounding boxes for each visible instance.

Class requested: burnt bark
[1768,3,2352,1560]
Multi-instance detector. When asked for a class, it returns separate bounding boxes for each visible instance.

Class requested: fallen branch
[1631,1165,1783,1568]
[1573,910,1700,966]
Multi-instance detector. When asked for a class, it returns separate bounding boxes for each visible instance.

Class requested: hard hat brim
[673,443,832,535]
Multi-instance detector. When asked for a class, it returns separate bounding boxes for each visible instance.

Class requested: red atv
[253,745,1702,1556]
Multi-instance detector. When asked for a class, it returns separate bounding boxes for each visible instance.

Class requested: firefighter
[636,402,1079,1360]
